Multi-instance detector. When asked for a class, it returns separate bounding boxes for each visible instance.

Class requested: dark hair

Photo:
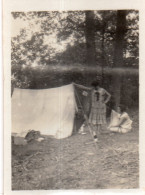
[91,81,100,87]
[119,104,126,112]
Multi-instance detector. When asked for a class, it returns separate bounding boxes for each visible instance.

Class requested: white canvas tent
[12,84,77,139]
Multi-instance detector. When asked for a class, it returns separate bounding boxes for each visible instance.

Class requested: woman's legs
[109,127,131,133]
[109,127,119,132]
[97,124,101,134]
[91,124,98,142]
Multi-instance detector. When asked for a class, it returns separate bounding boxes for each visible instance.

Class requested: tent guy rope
[73,83,99,152]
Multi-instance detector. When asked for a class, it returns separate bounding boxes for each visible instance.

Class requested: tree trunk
[112,10,126,109]
[85,11,96,66]
[112,75,121,109]
[114,11,126,67]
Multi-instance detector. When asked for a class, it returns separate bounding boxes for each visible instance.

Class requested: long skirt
[89,102,106,125]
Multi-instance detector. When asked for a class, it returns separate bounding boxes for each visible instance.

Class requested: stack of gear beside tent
[12,83,91,140]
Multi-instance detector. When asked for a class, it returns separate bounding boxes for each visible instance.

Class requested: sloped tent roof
[12,84,78,139]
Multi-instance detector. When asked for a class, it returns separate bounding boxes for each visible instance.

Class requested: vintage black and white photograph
[11,10,139,190]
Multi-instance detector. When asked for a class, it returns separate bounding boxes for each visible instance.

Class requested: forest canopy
[11,10,139,69]
[11,10,139,108]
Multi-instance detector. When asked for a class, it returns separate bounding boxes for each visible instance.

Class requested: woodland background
[11,10,139,109]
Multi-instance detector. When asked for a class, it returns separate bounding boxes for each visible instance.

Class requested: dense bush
[11,65,139,109]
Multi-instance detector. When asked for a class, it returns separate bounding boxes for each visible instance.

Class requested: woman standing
[73,81,111,142]
[89,81,111,142]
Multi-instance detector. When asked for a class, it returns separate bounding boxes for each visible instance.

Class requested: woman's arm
[117,116,127,127]
[73,83,92,91]
[110,117,126,128]
[104,90,111,104]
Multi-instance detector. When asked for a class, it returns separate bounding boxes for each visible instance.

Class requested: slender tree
[114,10,126,67]
[112,10,127,109]
[85,11,96,65]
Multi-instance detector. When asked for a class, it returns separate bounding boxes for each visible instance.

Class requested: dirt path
[12,130,139,190]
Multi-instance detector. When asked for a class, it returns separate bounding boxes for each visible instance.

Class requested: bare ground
[12,109,139,190]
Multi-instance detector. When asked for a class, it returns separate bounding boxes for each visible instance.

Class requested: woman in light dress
[108,105,132,133]
[74,81,111,142]
[88,81,111,142]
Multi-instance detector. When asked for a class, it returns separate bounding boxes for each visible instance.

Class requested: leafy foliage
[11,10,139,107]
